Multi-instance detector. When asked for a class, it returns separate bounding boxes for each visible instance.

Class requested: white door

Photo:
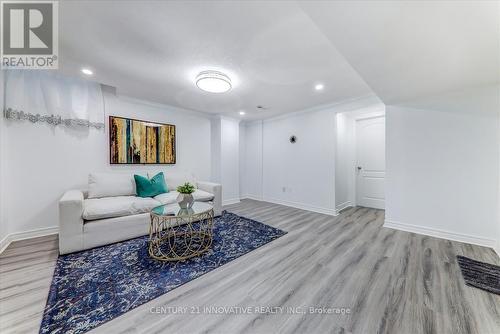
[356,116,385,209]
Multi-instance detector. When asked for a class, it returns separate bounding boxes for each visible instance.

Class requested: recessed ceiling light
[81,68,93,76]
[315,83,324,91]
[239,111,245,115]
[196,70,232,93]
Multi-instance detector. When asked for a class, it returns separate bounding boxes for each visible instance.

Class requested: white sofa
[58,172,222,254]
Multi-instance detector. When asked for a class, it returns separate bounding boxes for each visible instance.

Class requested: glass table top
[151,202,213,217]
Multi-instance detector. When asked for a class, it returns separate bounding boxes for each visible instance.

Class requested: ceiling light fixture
[315,83,324,91]
[239,111,245,115]
[196,70,232,93]
[81,68,93,76]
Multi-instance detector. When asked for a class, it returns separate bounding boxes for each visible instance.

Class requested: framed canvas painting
[109,116,176,164]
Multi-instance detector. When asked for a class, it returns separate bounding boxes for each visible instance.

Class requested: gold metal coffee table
[148,202,214,261]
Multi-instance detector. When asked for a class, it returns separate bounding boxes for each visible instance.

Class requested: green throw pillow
[134,172,168,198]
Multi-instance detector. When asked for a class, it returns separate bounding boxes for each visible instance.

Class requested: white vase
[177,193,194,209]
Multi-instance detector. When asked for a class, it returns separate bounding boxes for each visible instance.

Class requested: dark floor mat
[456,255,500,295]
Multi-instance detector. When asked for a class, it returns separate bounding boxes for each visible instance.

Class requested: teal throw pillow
[134,172,168,198]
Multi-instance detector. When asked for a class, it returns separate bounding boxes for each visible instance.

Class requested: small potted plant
[176,182,196,209]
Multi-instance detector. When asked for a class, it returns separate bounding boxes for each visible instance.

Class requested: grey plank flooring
[0,199,499,334]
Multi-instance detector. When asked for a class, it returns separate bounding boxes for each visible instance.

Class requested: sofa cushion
[83,196,161,220]
[192,189,214,201]
[154,189,214,205]
[154,192,179,205]
[88,173,144,199]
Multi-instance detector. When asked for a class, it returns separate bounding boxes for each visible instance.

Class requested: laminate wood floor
[1,200,499,334]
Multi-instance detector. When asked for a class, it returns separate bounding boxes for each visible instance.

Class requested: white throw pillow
[88,172,139,199]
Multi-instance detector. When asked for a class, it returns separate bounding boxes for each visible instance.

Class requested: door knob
[357,166,362,170]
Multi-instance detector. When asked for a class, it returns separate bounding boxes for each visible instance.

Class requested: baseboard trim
[0,235,10,254]
[495,244,500,258]
[263,197,337,216]
[0,226,58,254]
[240,194,263,201]
[222,198,241,206]
[239,195,337,216]
[335,201,353,214]
[383,220,497,249]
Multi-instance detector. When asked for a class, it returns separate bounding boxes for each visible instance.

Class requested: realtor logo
[1,0,58,69]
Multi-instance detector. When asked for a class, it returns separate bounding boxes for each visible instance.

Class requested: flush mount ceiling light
[81,68,93,76]
[315,83,324,91]
[196,70,232,93]
[239,111,245,115]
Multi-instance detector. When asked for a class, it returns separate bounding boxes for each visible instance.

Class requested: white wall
[220,117,240,205]
[262,109,336,215]
[335,112,350,210]
[2,90,212,237]
[238,123,246,198]
[241,121,263,200]
[241,109,337,215]
[210,117,221,184]
[210,116,241,205]
[385,103,499,247]
[0,71,7,244]
[240,96,383,216]
[497,106,500,256]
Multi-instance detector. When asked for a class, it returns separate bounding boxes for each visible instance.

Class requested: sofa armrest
[197,181,222,217]
[58,190,85,254]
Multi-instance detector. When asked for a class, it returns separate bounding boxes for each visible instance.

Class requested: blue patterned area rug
[40,211,286,334]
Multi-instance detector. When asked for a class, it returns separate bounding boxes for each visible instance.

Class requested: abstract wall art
[109,116,176,164]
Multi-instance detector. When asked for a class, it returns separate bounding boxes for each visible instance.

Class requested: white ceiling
[59,0,373,120]
[59,1,499,120]
[299,0,500,105]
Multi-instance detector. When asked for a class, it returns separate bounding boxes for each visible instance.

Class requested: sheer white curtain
[3,70,105,129]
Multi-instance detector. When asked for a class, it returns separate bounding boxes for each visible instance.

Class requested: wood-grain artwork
[109,116,176,164]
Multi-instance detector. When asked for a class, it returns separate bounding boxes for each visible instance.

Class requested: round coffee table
[148,202,214,261]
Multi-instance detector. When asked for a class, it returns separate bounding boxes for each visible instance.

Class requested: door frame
[352,113,386,208]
